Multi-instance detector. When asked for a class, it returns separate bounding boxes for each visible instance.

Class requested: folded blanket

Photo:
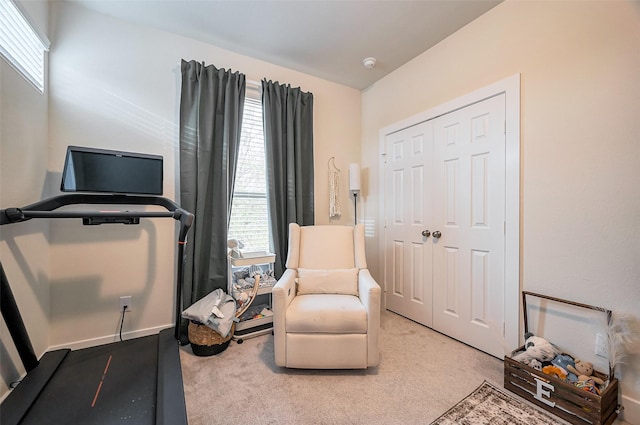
[182,289,237,338]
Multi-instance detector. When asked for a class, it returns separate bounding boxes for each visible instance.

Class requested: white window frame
[0,0,50,93]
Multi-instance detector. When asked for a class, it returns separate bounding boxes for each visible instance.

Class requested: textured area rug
[430,381,565,425]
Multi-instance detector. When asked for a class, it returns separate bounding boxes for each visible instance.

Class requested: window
[0,0,50,92]
[228,89,270,251]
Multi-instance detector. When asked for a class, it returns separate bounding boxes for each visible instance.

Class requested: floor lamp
[349,163,360,225]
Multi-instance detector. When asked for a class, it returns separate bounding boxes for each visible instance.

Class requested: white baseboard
[47,323,174,351]
[621,395,640,425]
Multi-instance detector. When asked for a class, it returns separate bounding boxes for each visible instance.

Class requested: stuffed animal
[567,359,605,386]
[529,359,543,371]
[512,333,561,365]
[551,353,577,382]
[542,365,567,380]
[575,378,601,395]
[227,239,244,258]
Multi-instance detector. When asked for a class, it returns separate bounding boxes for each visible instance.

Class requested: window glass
[228,94,270,251]
[0,0,50,92]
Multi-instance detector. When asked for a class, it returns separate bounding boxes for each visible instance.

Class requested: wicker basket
[188,321,235,356]
[186,274,261,356]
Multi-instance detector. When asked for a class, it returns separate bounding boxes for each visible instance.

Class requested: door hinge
[504,120,507,135]
[504,221,506,235]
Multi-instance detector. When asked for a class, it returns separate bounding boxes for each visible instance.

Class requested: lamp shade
[349,163,361,192]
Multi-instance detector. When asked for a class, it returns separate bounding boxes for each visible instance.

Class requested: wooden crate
[503,292,620,425]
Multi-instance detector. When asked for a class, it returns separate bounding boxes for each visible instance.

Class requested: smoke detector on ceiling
[362,57,377,69]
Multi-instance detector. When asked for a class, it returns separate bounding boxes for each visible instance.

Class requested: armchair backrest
[285,223,367,270]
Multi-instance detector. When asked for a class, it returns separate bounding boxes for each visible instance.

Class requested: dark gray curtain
[179,60,246,315]
[262,79,314,278]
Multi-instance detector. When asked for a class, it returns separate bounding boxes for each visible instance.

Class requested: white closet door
[384,120,434,327]
[432,93,506,358]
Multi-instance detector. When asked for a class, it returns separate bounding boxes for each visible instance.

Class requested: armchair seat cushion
[286,294,367,334]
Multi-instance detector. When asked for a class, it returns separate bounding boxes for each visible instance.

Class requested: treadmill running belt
[20,335,158,425]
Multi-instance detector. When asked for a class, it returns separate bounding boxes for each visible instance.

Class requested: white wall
[361,0,640,421]
[0,0,51,399]
[45,2,361,347]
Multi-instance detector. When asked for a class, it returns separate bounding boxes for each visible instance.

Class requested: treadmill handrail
[0,194,194,242]
[3,193,181,220]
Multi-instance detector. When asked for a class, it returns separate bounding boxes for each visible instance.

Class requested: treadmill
[0,147,194,425]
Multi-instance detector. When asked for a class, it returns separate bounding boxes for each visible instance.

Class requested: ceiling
[72,0,503,90]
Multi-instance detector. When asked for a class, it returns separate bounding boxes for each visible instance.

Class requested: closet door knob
[432,231,442,239]
[422,230,431,237]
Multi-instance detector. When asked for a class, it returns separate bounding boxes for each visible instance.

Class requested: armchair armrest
[358,269,381,367]
[358,269,381,311]
[272,268,297,366]
[273,268,297,310]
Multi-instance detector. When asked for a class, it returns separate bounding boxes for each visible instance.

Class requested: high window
[228,88,270,251]
[0,0,50,92]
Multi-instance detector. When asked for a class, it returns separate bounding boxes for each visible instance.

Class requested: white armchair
[272,223,380,369]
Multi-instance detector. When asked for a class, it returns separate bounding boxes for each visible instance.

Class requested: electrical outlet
[119,296,132,312]
[595,333,607,358]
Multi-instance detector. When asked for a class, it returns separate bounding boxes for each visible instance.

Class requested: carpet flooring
[179,310,629,425]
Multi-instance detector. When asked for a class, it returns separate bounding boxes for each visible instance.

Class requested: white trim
[621,394,640,425]
[503,74,521,351]
[378,130,386,310]
[47,324,172,352]
[378,74,521,353]
[246,78,261,88]
[246,79,262,100]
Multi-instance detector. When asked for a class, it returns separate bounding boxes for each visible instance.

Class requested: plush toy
[512,333,561,365]
[567,359,605,386]
[542,365,567,380]
[235,290,249,304]
[551,353,577,382]
[227,239,244,258]
[529,359,543,371]
[575,378,601,395]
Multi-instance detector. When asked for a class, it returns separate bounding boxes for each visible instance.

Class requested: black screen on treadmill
[60,146,163,195]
